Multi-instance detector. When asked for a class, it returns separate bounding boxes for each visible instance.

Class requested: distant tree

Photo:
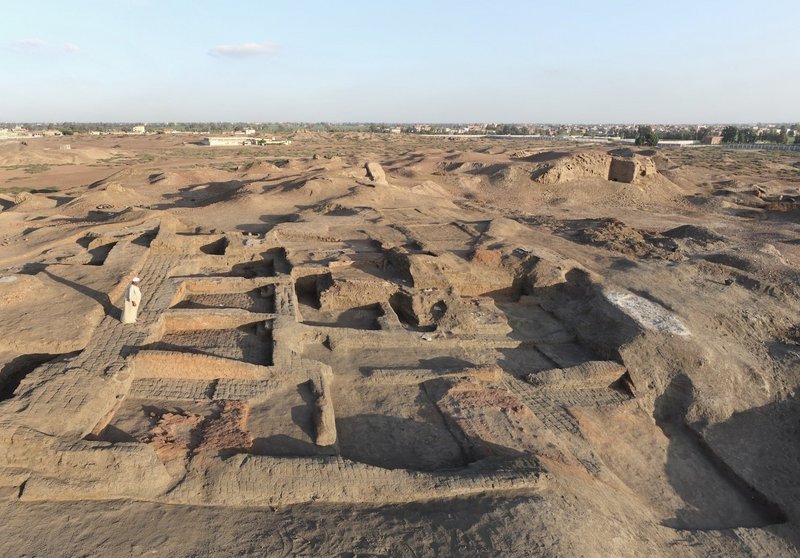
[738,128,757,143]
[779,127,789,144]
[634,125,659,146]
[493,124,528,135]
[660,130,694,140]
[695,127,710,141]
[721,126,739,143]
[759,129,783,143]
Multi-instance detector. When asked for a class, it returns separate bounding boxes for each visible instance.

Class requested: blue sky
[1,0,798,123]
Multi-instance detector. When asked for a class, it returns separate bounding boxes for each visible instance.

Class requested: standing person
[121,277,142,324]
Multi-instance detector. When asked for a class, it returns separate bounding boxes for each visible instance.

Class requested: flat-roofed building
[202,136,292,146]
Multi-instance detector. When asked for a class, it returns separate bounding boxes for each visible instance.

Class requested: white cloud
[12,38,48,51]
[10,38,80,54]
[208,41,278,58]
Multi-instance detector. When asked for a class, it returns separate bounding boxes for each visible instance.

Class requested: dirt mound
[410,180,450,198]
[488,165,531,187]
[7,192,58,211]
[663,224,725,245]
[572,218,682,260]
[62,182,146,214]
[178,180,249,207]
[90,167,232,191]
[0,142,120,167]
[89,167,139,188]
[236,161,288,177]
[513,150,571,163]
[435,161,486,173]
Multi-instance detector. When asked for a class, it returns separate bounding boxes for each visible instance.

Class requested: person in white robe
[121,277,142,324]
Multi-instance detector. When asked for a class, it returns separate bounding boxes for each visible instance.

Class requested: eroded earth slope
[0,133,798,557]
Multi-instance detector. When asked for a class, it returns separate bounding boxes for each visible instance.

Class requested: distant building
[202,136,292,146]
[132,125,146,134]
[203,136,256,146]
[657,140,700,147]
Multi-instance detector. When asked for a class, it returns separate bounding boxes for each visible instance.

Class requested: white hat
[132,277,141,282]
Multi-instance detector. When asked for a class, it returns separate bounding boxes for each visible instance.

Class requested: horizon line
[2,121,797,126]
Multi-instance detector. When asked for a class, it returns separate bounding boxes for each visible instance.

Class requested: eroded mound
[532,151,658,184]
[0,135,798,557]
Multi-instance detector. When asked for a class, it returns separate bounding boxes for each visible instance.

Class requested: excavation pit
[224,261,275,279]
[247,381,335,458]
[301,303,383,330]
[145,322,273,366]
[334,383,467,471]
[172,288,275,313]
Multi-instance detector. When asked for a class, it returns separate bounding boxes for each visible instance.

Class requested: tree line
[720,126,796,144]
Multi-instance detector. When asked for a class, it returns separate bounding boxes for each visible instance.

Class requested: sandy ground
[0,133,798,557]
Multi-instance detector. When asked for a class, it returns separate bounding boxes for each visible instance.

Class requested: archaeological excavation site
[0,133,798,556]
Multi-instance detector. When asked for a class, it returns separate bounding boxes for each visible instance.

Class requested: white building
[132,125,146,134]
[202,136,292,146]
[203,136,257,146]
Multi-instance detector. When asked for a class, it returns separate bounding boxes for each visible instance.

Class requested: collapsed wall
[608,156,657,182]
[533,152,658,185]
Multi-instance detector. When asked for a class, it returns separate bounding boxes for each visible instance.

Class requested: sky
[1,0,798,123]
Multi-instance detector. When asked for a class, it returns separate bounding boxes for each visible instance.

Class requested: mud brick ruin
[1,142,798,555]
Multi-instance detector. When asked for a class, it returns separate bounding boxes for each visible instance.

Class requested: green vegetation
[721,126,738,143]
[2,163,54,174]
[634,126,659,146]
[721,125,792,144]
[24,164,50,174]
[486,124,529,135]
[738,128,757,143]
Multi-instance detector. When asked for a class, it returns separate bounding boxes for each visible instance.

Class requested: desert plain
[0,132,798,557]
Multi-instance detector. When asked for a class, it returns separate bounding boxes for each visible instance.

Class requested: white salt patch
[0,275,18,283]
[604,290,690,336]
